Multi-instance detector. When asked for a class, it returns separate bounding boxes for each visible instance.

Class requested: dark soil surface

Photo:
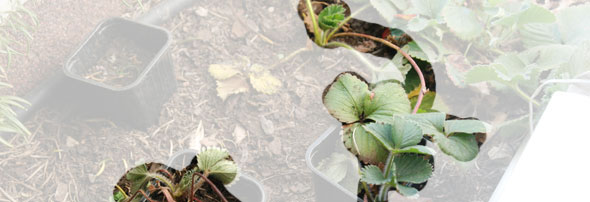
[0,0,133,95]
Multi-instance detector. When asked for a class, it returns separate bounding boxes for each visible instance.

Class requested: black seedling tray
[63,17,176,129]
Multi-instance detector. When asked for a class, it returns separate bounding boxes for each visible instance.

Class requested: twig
[126,190,156,202]
[115,185,129,199]
[191,172,228,202]
[0,187,17,202]
[192,196,204,202]
[158,169,174,180]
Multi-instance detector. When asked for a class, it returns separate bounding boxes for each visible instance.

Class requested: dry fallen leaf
[66,136,79,147]
[233,125,247,144]
[231,21,249,38]
[189,120,204,150]
[248,64,281,94]
[209,64,241,80]
[250,70,282,95]
[216,76,249,100]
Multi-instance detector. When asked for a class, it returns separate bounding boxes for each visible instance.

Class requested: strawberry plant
[112,147,239,202]
[322,72,486,200]
[302,0,430,114]
[367,0,590,108]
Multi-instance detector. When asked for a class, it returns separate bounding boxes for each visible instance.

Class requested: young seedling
[322,72,486,201]
[302,0,428,114]
[113,147,239,202]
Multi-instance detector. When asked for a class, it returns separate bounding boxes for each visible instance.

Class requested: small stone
[88,174,96,183]
[54,182,68,201]
[66,136,79,147]
[231,21,249,38]
[260,116,275,135]
[195,7,208,17]
[268,7,275,13]
[268,138,282,155]
[233,125,247,144]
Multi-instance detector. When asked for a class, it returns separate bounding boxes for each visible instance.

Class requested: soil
[0,0,134,95]
[0,0,526,202]
[76,37,149,87]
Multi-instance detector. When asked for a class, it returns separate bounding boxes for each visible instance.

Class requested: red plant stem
[126,190,157,202]
[192,197,204,202]
[333,32,427,114]
[158,169,174,180]
[190,172,229,202]
[161,188,176,202]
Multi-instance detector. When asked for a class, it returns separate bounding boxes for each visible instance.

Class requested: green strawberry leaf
[395,145,436,156]
[126,164,149,194]
[519,23,561,48]
[410,91,436,112]
[557,4,590,44]
[434,132,479,161]
[494,3,555,27]
[443,5,483,40]
[113,190,126,202]
[364,82,411,123]
[404,112,445,136]
[343,123,389,164]
[444,120,486,134]
[412,0,447,19]
[370,0,398,23]
[361,165,390,185]
[323,72,410,124]
[364,117,422,150]
[396,184,419,197]
[394,155,433,184]
[318,5,346,30]
[197,148,238,185]
[363,123,395,150]
[323,72,370,123]
[316,153,357,184]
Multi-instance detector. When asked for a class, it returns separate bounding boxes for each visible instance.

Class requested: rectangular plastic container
[305,125,362,202]
[63,17,176,129]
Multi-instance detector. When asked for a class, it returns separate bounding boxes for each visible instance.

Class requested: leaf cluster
[112,148,239,202]
[371,0,590,105]
[323,72,486,198]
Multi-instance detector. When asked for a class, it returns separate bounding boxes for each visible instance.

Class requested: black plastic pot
[0,0,199,141]
[306,125,362,202]
[62,17,176,129]
[168,149,266,202]
[306,126,433,201]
